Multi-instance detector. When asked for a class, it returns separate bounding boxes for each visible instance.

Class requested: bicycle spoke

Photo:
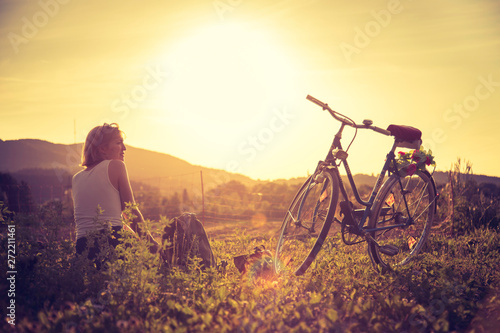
[276,171,339,275]
[285,209,297,224]
[368,172,436,271]
[413,196,436,222]
[410,179,429,218]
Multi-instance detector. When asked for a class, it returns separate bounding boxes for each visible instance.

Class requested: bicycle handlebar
[356,123,391,136]
[306,95,391,136]
[306,95,353,125]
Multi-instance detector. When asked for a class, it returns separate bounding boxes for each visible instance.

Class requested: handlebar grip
[306,95,327,109]
[371,126,391,136]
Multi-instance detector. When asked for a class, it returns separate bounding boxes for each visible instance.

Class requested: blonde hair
[81,123,124,168]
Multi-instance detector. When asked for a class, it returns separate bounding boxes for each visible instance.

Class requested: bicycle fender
[422,170,438,214]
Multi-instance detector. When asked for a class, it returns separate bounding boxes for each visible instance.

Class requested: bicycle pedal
[379,244,399,256]
[352,209,365,219]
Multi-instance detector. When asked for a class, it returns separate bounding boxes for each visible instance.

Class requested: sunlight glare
[151,23,298,150]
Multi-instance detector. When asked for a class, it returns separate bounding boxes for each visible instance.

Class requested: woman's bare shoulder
[108,159,128,176]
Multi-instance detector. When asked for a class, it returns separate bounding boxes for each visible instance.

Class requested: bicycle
[275,95,438,275]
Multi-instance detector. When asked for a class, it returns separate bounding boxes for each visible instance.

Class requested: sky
[1,0,499,180]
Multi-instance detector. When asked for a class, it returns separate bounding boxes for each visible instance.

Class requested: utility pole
[200,170,205,226]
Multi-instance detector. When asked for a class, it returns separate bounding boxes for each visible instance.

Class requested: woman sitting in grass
[72,123,159,268]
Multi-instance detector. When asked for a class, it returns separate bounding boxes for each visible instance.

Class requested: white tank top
[72,160,122,239]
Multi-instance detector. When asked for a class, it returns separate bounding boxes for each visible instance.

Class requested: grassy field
[2,206,499,333]
[203,219,282,240]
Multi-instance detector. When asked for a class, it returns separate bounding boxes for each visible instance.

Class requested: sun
[148,23,299,159]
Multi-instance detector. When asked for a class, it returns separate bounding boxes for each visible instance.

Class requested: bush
[439,159,500,235]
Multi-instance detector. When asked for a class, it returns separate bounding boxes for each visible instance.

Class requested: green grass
[2,211,499,333]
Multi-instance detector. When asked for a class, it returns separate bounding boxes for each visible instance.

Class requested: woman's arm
[108,159,141,226]
[109,160,159,250]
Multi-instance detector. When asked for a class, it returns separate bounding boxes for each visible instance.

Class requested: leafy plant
[443,159,500,235]
[1,173,499,332]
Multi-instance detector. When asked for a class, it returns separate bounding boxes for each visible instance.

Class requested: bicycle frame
[305,119,414,236]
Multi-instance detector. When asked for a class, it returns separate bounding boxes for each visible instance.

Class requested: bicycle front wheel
[275,169,339,276]
[368,171,436,272]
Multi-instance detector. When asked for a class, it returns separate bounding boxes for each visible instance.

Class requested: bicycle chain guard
[340,201,364,245]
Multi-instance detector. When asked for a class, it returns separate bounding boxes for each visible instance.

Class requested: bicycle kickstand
[365,233,399,257]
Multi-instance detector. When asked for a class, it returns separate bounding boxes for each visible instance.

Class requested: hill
[0,139,256,197]
[1,139,500,200]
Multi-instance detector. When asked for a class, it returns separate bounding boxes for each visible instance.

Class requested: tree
[0,172,34,213]
[165,192,181,218]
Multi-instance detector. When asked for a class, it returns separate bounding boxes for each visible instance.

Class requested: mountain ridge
[0,138,256,196]
[1,139,500,195]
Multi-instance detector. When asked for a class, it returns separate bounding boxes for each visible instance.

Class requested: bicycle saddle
[387,125,422,142]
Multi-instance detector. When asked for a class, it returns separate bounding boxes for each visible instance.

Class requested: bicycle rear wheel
[368,171,436,272]
[275,169,339,276]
